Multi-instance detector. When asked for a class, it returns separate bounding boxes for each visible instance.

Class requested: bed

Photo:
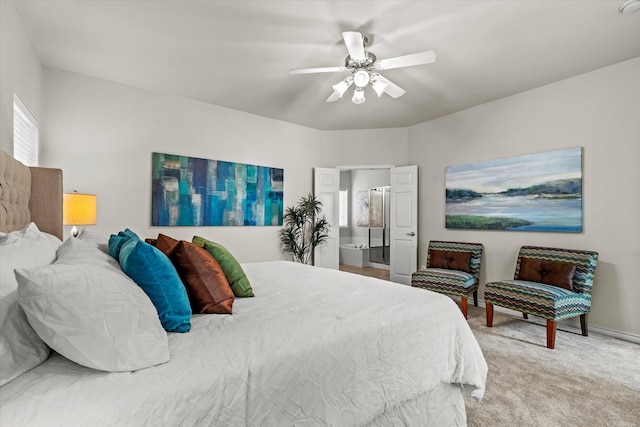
[0,150,487,426]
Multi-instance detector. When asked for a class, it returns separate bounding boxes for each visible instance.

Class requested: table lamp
[63,191,97,237]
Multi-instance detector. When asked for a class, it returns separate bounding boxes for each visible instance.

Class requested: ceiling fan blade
[375,51,436,70]
[342,31,366,61]
[290,66,346,75]
[326,92,341,102]
[375,75,406,98]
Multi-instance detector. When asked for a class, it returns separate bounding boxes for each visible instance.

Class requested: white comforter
[0,261,487,426]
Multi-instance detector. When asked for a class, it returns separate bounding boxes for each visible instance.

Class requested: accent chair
[484,245,599,349]
[411,241,484,319]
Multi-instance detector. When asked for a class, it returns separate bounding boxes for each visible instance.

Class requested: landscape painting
[152,152,284,226]
[445,147,582,232]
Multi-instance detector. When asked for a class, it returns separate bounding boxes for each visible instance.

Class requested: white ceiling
[14,0,640,131]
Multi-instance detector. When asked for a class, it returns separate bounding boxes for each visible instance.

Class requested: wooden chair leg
[580,314,589,337]
[546,320,557,349]
[486,303,494,327]
[473,290,478,307]
[460,298,468,319]
[522,313,529,319]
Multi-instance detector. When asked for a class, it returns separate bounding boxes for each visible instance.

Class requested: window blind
[13,93,39,166]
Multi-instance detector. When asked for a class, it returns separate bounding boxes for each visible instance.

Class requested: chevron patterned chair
[411,241,484,319]
[484,245,599,349]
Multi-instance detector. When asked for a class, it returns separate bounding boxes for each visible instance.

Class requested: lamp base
[70,225,79,238]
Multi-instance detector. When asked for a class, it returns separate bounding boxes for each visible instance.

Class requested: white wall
[42,68,321,262]
[318,128,408,167]
[320,128,409,248]
[408,57,640,337]
[0,1,42,154]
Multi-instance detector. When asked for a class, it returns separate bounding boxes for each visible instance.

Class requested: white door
[313,168,339,269]
[390,165,418,284]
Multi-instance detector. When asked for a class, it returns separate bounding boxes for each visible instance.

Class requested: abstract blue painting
[152,152,283,226]
[445,147,582,232]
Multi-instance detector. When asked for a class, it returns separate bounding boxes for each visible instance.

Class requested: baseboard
[366,262,390,271]
[583,325,640,344]
[457,296,640,345]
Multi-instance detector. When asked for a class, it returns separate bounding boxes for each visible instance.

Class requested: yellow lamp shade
[63,193,97,226]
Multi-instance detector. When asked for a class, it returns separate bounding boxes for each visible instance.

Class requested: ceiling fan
[290,31,436,105]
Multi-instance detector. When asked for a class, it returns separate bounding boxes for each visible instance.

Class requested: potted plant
[279,193,330,265]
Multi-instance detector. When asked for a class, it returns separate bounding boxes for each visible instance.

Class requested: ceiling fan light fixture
[293,30,433,105]
[353,70,370,88]
[352,88,366,104]
[332,77,353,97]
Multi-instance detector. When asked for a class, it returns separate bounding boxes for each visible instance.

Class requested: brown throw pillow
[428,249,449,269]
[540,261,576,290]
[447,251,471,273]
[171,241,235,314]
[155,233,180,255]
[517,257,576,291]
[155,234,234,314]
[428,249,471,273]
[517,257,545,282]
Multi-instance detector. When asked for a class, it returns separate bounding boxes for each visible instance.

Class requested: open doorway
[338,167,391,280]
[315,165,417,284]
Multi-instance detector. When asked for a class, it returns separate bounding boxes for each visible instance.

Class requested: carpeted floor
[463,306,640,427]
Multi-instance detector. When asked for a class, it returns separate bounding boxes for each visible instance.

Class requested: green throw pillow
[192,236,254,297]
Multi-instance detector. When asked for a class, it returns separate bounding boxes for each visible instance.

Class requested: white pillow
[78,228,109,254]
[16,238,170,372]
[0,223,61,298]
[0,223,57,386]
[44,231,64,248]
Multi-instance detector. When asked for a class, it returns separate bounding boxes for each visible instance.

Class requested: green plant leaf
[278,193,331,264]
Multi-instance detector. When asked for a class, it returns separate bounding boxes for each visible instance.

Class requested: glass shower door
[368,186,390,265]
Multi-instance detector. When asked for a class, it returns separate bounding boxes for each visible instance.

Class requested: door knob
[406,232,416,236]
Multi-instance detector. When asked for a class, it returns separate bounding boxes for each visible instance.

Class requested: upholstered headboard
[0,150,63,239]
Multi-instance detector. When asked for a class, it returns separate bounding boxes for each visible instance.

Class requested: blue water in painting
[446,194,582,232]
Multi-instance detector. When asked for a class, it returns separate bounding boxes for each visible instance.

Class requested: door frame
[327,165,418,283]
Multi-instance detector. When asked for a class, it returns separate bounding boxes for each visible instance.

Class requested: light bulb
[370,78,388,97]
[352,88,365,104]
[332,77,353,97]
[353,70,370,88]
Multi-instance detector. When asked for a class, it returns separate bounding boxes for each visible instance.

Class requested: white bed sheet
[0,261,487,426]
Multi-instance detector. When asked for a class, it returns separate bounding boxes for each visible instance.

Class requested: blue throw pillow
[108,234,129,260]
[118,238,191,333]
[108,228,140,260]
[118,228,139,240]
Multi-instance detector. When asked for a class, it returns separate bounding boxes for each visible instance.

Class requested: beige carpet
[463,306,640,427]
